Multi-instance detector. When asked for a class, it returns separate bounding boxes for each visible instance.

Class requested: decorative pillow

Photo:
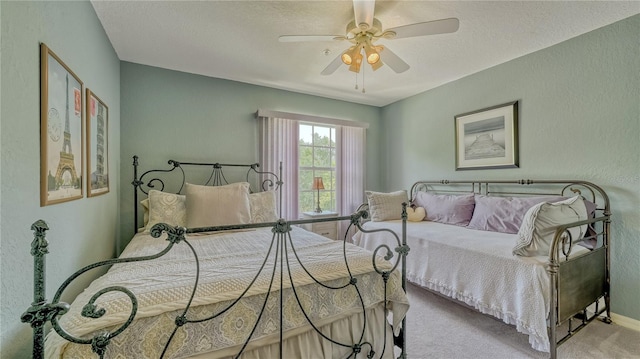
[249,190,279,223]
[579,199,599,249]
[412,192,475,226]
[512,196,588,257]
[584,200,597,217]
[145,190,187,231]
[139,198,150,232]
[365,190,408,222]
[185,182,251,228]
[467,195,566,234]
[407,207,426,222]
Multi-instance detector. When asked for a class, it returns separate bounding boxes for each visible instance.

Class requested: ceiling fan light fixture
[349,52,363,73]
[363,40,379,64]
[370,59,383,71]
[341,44,361,65]
[341,53,352,65]
[366,52,379,64]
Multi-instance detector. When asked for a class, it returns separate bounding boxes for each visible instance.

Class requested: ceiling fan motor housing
[346,18,383,37]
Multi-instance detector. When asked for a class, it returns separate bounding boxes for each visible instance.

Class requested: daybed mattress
[46,227,409,358]
[352,220,587,352]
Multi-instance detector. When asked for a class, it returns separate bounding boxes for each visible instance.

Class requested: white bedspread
[46,226,409,358]
[353,220,587,352]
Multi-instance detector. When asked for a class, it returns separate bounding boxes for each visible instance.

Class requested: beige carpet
[399,283,640,359]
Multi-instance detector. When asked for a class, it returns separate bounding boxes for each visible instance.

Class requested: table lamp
[312,177,324,213]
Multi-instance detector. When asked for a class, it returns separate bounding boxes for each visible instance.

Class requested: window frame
[298,122,336,214]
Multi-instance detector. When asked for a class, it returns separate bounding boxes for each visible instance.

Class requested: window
[257,109,367,223]
[298,124,336,213]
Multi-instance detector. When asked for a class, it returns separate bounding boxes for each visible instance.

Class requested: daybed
[22,156,410,359]
[353,180,611,359]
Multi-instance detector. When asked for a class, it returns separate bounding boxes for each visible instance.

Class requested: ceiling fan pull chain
[362,65,366,93]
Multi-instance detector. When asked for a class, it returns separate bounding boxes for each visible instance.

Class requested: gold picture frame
[40,43,84,206]
[86,89,109,197]
[455,101,519,170]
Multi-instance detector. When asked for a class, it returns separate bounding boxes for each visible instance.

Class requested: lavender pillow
[583,200,597,217]
[467,195,566,234]
[413,192,475,226]
[579,199,599,249]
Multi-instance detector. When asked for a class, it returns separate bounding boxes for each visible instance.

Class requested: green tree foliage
[299,126,336,213]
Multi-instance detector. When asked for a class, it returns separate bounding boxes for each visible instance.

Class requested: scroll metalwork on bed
[131,155,282,234]
[22,206,409,359]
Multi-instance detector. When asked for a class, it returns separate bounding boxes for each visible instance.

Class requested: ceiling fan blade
[378,46,410,73]
[279,35,345,42]
[321,53,344,75]
[385,18,459,39]
[353,0,375,31]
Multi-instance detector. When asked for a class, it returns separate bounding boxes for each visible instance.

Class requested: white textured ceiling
[91,1,639,107]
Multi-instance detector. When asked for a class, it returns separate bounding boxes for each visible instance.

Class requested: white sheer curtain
[257,110,367,234]
[336,126,366,241]
[258,116,299,220]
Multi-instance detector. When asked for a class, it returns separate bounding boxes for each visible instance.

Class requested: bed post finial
[22,220,66,359]
[30,220,49,257]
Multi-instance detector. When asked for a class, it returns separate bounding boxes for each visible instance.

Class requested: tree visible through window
[299,124,336,214]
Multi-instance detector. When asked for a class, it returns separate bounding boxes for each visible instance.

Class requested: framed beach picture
[86,89,109,197]
[455,101,519,170]
[40,43,84,206]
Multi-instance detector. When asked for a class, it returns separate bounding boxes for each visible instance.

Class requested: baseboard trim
[611,312,640,332]
[590,298,640,332]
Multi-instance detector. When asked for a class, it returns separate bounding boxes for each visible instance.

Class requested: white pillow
[249,191,279,223]
[139,198,150,232]
[145,190,187,232]
[185,182,251,228]
[512,196,588,257]
[365,190,408,222]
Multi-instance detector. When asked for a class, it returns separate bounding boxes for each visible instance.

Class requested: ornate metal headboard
[408,179,611,254]
[131,155,282,234]
[409,179,610,214]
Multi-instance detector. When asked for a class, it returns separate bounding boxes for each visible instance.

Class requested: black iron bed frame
[22,155,409,359]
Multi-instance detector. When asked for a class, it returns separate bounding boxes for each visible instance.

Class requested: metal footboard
[548,214,611,359]
[21,208,409,359]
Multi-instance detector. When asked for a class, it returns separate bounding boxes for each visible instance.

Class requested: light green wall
[0,1,120,358]
[1,3,636,357]
[119,62,382,248]
[381,15,640,321]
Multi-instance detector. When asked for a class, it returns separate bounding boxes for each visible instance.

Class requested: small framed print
[40,43,84,206]
[455,101,519,170]
[86,89,109,197]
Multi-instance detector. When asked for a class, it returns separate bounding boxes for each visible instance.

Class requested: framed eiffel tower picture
[86,89,109,197]
[454,101,519,170]
[40,43,84,206]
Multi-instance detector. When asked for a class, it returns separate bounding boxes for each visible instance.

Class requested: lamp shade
[364,40,380,64]
[312,177,325,190]
[343,43,366,66]
[341,45,358,65]
[370,58,383,71]
[348,52,363,73]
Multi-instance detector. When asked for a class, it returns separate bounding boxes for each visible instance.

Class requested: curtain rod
[255,109,370,129]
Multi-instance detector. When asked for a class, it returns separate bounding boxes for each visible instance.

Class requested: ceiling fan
[278,0,459,75]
